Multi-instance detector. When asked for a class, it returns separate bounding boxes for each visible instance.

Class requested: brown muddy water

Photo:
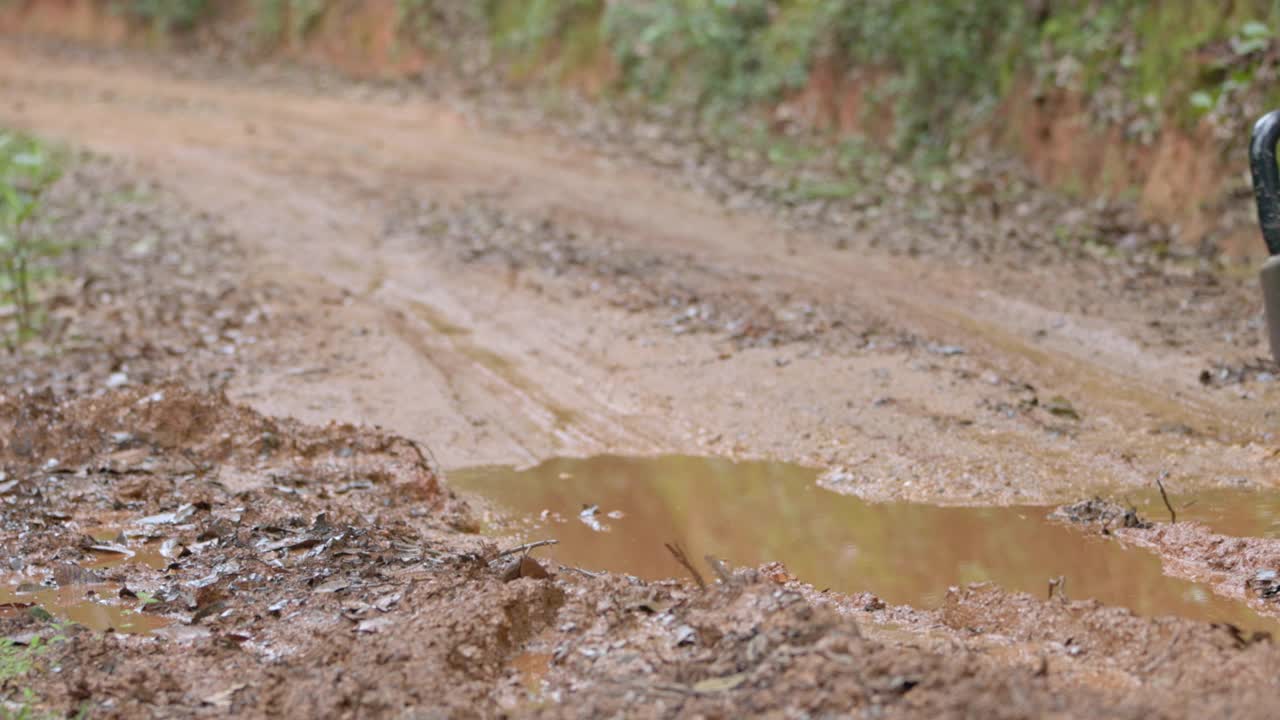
[1127,486,1280,538]
[0,585,168,634]
[0,532,173,633]
[452,455,1280,633]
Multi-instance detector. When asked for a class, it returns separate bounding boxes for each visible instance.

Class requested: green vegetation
[254,0,328,45]
[119,0,326,44]
[480,0,1280,157]
[117,0,212,34]
[0,638,43,685]
[0,131,62,351]
[0,623,79,720]
[113,0,1280,159]
[479,0,606,83]
[600,1,1029,156]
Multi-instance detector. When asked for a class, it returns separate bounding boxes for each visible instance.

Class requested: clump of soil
[0,383,448,511]
[1199,358,1279,388]
[1052,495,1280,622]
[1054,497,1152,530]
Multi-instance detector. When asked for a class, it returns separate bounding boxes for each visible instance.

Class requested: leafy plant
[485,0,1280,157]
[487,0,604,79]
[0,132,62,351]
[117,0,212,33]
[0,625,69,683]
[0,625,81,720]
[254,0,329,46]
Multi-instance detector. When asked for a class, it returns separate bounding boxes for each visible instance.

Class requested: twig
[1139,628,1184,675]
[492,539,558,561]
[403,438,442,475]
[1155,472,1176,524]
[665,542,706,590]
[705,555,733,584]
[1047,575,1067,602]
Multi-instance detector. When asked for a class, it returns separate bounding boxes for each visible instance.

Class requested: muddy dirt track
[6,39,1280,718]
[3,40,1279,501]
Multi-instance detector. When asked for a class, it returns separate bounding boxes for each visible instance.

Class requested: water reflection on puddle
[80,528,173,571]
[452,455,1278,632]
[81,545,170,571]
[1127,487,1280,539]
[0,585,168,634]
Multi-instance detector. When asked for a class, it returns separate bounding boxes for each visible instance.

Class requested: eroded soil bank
[4,38,1280,718]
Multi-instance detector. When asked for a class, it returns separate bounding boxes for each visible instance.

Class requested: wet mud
[0,585,168,634]
[454,455,1279,633]
[3,37,1280,717]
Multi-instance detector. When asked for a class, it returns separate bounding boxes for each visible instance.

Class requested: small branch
[403,438,441,475]
[705,555,733,584]
[1048,575,1067,602]
[491,539,558,561]
[665,542,706,590]
[1139,628,1184,675]
[1155,472,1176,524]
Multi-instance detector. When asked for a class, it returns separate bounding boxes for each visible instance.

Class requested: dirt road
[11,37,1280,718]
[4,41,1275,507]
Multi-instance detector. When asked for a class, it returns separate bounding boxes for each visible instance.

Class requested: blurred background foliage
[113,0,1280,160]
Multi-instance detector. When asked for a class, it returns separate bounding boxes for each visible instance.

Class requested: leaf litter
[3,63,1280,720]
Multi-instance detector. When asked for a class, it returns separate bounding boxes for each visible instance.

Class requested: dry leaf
[693,673,746,693]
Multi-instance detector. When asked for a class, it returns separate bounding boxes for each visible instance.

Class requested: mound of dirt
[1054,497,1152,530]
[0,383,445,504]
[7,384,1279,718]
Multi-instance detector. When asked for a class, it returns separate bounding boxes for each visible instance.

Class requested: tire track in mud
[377,284,659,462]
[0,41,1276,501]
[12,40,1280,716]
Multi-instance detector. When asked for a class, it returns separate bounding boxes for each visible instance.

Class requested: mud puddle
[0,532,174,634]
[1126,487,1280,538]
[82,528,171,570]
[453,455,1279,632]
[81,544,170,571]
[0,585,168,634]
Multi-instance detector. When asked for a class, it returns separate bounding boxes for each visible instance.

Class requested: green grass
[254,0,328,45]
[0,622,83,720]
[0,130,64,351]
[779,179,862,203]
[486,0,605,81]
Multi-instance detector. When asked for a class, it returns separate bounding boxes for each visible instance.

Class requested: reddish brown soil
[5,386,1280,719]
[2,34,1280,719]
